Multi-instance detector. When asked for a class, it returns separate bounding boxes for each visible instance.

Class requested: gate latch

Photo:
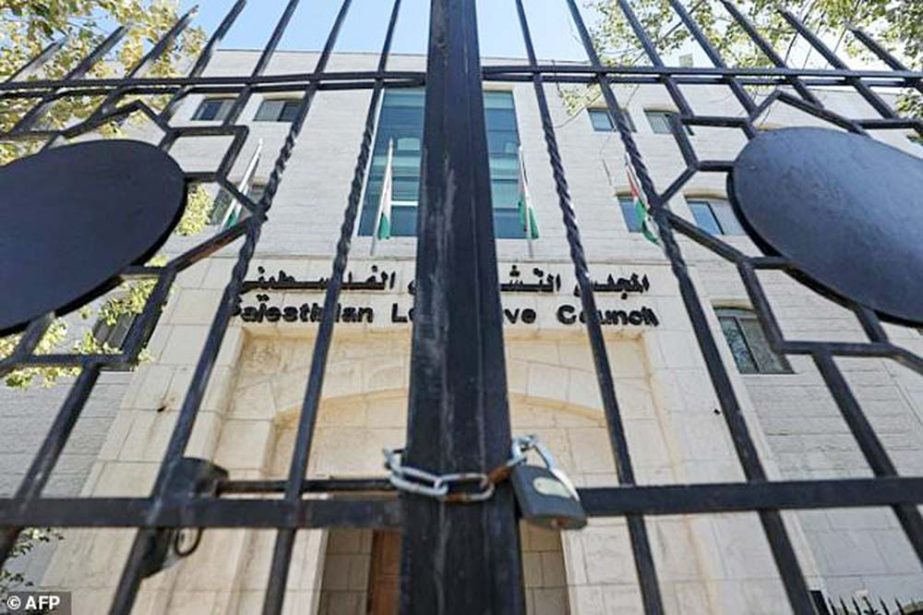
[140,457,228,578]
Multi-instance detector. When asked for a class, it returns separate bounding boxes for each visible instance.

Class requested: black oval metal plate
[729,127,923,325]
[0,140,186,336]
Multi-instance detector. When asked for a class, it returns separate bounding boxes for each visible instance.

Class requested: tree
[0,1,212,388]
[574,0,921,117]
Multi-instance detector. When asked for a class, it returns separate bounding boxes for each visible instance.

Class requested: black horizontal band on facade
[1,477,920,528]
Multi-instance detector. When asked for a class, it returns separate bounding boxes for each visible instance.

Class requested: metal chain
[382,435,540,503]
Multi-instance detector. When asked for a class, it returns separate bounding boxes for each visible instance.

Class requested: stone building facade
[2,49,923,614]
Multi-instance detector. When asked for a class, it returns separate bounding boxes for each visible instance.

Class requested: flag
[517,147,539,241]
[625,153,659,245]
[222,139,262,230]
[375,139,394,241]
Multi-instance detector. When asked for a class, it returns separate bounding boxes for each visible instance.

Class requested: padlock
[510,437,587,530]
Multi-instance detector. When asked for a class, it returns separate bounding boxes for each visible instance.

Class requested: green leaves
[0,1,208,389]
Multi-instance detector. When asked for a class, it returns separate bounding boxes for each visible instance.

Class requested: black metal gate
[1,1,922,614]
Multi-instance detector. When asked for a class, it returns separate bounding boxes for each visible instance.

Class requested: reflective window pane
[718,314,758,374]
[193,98,234,121]
[588,108,635,132]
[645,110,693,135]
[619,197,643,233]
[688,200,722,235]
[716,308,791,374]
[711,200,746,235]
[359,89,527,238]
[589,109,613,132]
[739,318,790,373]
[254,98,301,122]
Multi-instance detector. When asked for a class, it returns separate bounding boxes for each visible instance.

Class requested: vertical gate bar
[513,1,665,613]
[399,1,524,613]
[0,313,54,379]
[563,1,816,613]
[11,26,129,134]
[160,0,248,122]
[71,7,199,145]
[222,0,303,128]
[106,1,338,610]
[666,0,758,137]
[0,265,174,569]
[258,1,404,613]
[852,305,889,344]
[778,10,897,119]
[717,0,823,107]
[850,28,923,99]
[812,351,923,562]
[0,365,101,565]
[4,37,67,83]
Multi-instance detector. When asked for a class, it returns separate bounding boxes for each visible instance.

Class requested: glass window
[645,109,693,135]
[687,198,744,235]
[92,312,136,350]
[716,308,791,374]
[210,183,265,227]
[192,97,234,121]
[254,98,301,122]
[618,196,643,233]
[359,89,528,239]
[588,108,636,132]
[209,190,233,226]
[247,183,266,204]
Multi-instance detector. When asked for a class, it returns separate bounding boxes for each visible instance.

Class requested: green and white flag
[625,153,659,245]
[517,147,539,250]
[375,139,395,241]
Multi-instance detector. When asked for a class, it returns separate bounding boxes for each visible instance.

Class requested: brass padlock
[510,436,587,530]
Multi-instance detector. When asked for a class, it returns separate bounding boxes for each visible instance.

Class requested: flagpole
[221,138,263,229]
[370,138,394,256]
[519,146,534,258]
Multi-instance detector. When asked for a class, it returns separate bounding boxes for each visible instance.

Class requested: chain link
[382,435,542,503]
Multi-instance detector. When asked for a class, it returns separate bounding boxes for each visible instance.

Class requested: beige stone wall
[40,304,826,614]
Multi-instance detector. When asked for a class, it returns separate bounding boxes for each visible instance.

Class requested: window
[92,312,136,350]
[645,109,693,135]
[618,195,643,233]
[716,308,791,374]
[254,98,301,122]
[358,89,528,239]
[209,182,265,227]
[686,198,745,236]
[192,98,235,122]
[588,108,636,132]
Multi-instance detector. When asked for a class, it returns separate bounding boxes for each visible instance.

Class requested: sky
[177,0,603,61]
[172,1,892,71]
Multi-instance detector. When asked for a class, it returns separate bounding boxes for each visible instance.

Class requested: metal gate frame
[1,0,922,613]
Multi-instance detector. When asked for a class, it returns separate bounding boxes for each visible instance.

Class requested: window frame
[644,109,694,135]
[254,97,303,122]
[685,197,745,236]
[91,311,137,351]
[716,307,792,375]
[358,88,530,240]
[191,97,235,122]
[588,108,636,133]
[617,194,643,233]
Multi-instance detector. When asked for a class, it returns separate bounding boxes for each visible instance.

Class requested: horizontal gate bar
[580,477,923,516]
[2,477,921,528]
[0,498,402,528]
